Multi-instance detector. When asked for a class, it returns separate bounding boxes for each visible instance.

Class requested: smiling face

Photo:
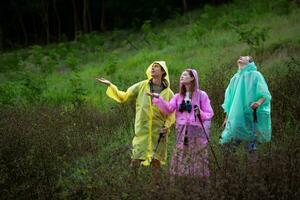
[180,70,194,85]
[151,63,165,79]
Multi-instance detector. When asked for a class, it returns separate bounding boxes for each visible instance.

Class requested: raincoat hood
[191,69,200,90]
[239,62,257,74]
[146,61,170,87]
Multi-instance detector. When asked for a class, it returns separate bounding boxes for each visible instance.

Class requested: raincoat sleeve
[200,92,214,120]
[222,77,235,114]
[152,94,178,115]
[163,92,176,129]
[106,82,141,103]
[255,72,271,104]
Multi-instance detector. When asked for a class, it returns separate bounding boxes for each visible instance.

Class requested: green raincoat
[220,62,272,144]
[106,61,175,166]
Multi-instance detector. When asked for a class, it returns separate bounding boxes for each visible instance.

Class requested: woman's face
[180,71,194,84]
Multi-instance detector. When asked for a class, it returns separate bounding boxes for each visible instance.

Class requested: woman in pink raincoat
[148,68,214,180]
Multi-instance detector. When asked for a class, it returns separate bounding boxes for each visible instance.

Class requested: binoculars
[179,100,192,113]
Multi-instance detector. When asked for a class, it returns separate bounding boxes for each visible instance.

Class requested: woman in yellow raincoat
[96,61,175,181]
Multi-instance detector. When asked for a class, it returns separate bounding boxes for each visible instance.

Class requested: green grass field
[0,0,299,199]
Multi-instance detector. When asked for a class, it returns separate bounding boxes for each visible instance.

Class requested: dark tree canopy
[0,0,230,50]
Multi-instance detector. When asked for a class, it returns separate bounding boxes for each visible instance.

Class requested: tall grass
[0,0,299,199]
[1,55,299,199]
[0,104,135,199]
[0,0,299,107]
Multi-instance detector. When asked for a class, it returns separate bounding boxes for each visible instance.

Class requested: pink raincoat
[152,69,214,178]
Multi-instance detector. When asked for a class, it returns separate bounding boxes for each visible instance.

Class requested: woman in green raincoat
[96,61,175,181]
[221,56,271,161]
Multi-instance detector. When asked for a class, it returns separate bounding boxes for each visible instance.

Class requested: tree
[100,0,106,31]
[72,0,81,39]
[83,0,92,33]
[53,0,61,41]
[38,0,50,44]
[0,25,3,51]
[182,0,188,13]
[11,0,29,45]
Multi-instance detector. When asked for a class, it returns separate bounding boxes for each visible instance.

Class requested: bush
[69,73,87,108]
[267,57,300,123]
[0,105,134,199]
[233,25,269,55]
[188,22,207,41]
[0,72,47,106]
[0,82,24,105]
[140,20,169,49]
[103,55,117,76]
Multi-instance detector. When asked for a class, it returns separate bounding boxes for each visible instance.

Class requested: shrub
[69,73,87,108]
[0,105,134,199]
[233,25,269,55]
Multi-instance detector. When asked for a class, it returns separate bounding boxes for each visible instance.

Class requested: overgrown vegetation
[0,0,299,199]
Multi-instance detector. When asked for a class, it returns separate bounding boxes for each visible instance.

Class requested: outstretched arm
[96,77,140,103]
[147,92,178,114]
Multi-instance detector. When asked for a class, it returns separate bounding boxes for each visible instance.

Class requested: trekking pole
[194,105,221,170]
[150,132,164,165]
[253,108,257,137]
[253,108,257,123]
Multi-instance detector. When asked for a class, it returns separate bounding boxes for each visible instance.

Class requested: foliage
[188,22,207,41]
[140,20,170,49]
[70,73,87,108]
[0,0,299,199]
[0,71,47,105]
[0,105,134,199]
[103,55,117,76]
[232,25,269,54]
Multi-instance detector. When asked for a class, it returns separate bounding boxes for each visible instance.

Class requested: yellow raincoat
[106,61,175,166]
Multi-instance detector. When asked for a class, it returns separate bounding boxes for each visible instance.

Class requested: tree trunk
[182,0,188,13]
[100,0,106,31]
[32,15,39,43]
[83,0,88,33]
[53,0,61,41]
[0,25,3,51]
[82,0,92,32]
[87,0,92,32]
[72,0,80,39]
[18,14,28,46]
[39,0,50,44]
[45,11,50,44]
[11,0,28,45]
